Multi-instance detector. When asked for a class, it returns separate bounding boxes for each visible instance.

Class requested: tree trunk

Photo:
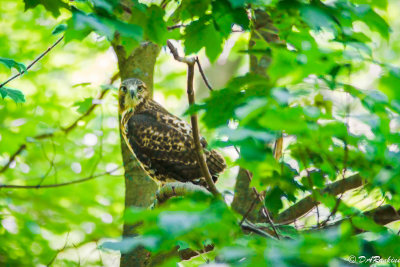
[113,41,160,267]
[232,10,279,221]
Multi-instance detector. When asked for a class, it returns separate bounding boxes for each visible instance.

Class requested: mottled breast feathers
[121,99,226,187]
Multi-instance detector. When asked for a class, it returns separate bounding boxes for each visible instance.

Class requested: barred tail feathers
[206,149,226,175]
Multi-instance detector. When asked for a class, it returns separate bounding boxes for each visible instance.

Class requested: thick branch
[0,36,64,89]
[0,167,121,189]
[154,182,211,205]
[275,174,364,224]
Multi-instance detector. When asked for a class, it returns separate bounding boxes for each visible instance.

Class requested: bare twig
[0,166,121,189]
[166,40,219,196]
[300,156,321,227]
[241,219,276,239]
[62,86,110,134]
[233,146,280,239]
[195,57,213,91]
[320,195,342,227]
[0,36,64,89]
[167,24,186,31]
[188,64,219,196]
[0,73,119,174]
[195,60,279,235]
[47,232,70,266]
[0,144,26,173]
[239,197,258,226]
[167,40,195,65]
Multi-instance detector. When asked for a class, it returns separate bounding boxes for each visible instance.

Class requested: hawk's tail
[206,149,226,176]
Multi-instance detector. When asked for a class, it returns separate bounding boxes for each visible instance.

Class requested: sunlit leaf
[0,58,26,73]
[0,87,26,103]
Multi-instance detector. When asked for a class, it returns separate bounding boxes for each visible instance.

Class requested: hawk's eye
[137,85,144,92]
[121,86,127,93]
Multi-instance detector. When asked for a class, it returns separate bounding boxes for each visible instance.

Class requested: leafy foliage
[0,87,26,103]
[1,0,400,266]
[23,0,69,17]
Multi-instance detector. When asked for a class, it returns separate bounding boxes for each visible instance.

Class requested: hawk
[119,78,226,188]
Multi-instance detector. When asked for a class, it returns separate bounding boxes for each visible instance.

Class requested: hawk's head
[119,78,149,113]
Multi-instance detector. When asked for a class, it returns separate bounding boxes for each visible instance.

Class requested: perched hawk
[119,78,226,188]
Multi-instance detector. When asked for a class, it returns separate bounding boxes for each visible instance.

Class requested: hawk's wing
[123,110,204,183]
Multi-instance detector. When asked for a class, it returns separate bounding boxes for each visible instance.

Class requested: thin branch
[195,57,213,91]
[241,219,276,239]
[188,64,219,196]
[300,156,321,227]
[320,195,343,227]
[0,166,122,189]
[166,40,219,196]
[0,73,119,174]
[320,134,349,226]
[239,196,258,226]
[47,232,70,266]
[62,83,112,133]
[234,146,280,238]
[167,40,195,64]
[0,36,64,89]
[0,144,26,173]
[167,24,186,31]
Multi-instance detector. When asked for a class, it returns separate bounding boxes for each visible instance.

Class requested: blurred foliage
[1,0,400,266]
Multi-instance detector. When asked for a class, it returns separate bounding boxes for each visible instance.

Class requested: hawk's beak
[129,89,136,98]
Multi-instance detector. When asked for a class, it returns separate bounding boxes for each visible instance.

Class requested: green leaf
[91,0,118,15]
[227,0,267,8]
[72,82,91,88]
[300,5,339,36]
[379,67,400,100]
[0,87,26,103]
[353,0,388,9]
[212,0,249,36]
[146,6,168,45]
[352,216,386,233]
[184,17,224,62]
[101,236,160,254]
[265,187,284,216]
[65,10,143,43]
[52,24,67,35]
[0,58,26,73]
[354,5,390,39]
[23,0,69,18]
[171,0,212,21]
[73,97,93,114]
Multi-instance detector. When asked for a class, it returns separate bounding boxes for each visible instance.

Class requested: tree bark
[113,41,160,267]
